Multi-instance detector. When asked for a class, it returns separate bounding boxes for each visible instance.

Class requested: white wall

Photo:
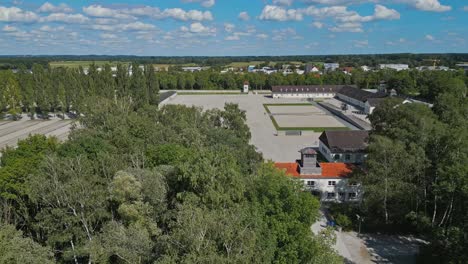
[272,93,336,99]
[336,94,366,109]
[300,178,361,202]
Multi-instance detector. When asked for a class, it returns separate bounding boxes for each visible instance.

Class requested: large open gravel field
[165,94,352,162]
[0,119,73,150]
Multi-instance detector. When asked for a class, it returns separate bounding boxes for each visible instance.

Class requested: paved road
[311,210,424,264]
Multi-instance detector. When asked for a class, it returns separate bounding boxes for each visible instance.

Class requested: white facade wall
[299,177,361,202]
[319,141,366,164]
[336,93,366,109]
[364,101,375,114]
[272,93,336,99]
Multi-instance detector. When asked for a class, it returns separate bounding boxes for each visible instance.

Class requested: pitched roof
[271,85,355,94]
[275,162,353,179]
[299,147,317,155]
[366,97,386,107]
[319,130,369,153]
[338,86,387,102]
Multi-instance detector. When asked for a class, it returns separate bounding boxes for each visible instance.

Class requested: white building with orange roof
[275,147,362,202]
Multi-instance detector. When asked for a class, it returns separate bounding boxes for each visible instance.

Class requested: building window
[328,181,336,186]
[305,154,315,158]
[339,192,345,200]
[349,193,357,200]
[334,154,340,160]
[345,154,351,161]
[349,182,358,186]
[327,192,335,199]
[306,181,315,186]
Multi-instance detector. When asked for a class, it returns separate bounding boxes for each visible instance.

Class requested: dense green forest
[346,77,467,263]
[1,62,467,118]
[0,98,342,263]
[1,53,468,69]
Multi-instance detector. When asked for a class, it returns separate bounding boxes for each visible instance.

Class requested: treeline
[0,63,160,118]
[1,63,466,118]
[0,99,341,263]
[1,53,467,69]
[355,76,467,262]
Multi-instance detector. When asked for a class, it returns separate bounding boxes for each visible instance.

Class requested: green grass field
[263,104,350,132]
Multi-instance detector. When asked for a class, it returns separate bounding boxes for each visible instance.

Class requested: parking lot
[0,119,72,150]
[165,94,351,162]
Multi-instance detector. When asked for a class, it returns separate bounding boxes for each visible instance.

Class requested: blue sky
[0,0,466,55]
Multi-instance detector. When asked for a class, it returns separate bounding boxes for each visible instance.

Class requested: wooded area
[0,99,343,263]
[0,58,466,263]
[354,77,467,263]
[1,62,467,119]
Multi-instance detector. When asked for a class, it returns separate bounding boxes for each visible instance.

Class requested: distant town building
[305,64,320,74]
[416,66,450,71]
[182,67,202,72]
[318,131,368,164]
[275,148,361,202]
[378,64,409,71]
[247,65,256,72]
[361,65,371,72]
[324,63,340,72]
[456,64,468,73]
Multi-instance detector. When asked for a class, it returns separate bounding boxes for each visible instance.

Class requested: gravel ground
[268,105,346,128]
[0,119,72,150]
[166,94,348,162]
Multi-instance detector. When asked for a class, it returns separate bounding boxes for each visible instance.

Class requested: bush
[336,213,353,231]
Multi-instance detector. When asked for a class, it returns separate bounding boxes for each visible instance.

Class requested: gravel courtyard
[267,105,346,128]
[0,119,72,150]
[164,94,350,162]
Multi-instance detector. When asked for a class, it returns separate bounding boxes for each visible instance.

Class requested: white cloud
[238,11,250,21]
[272,27,301,41]
[40,13,89,24]
[463,6,468,11]
[259,5,303,21]
[161,8,213,21]
[273,0,294,6]
[312,21,324,29]
[90,21,156,32]
[100,33,118,39]
[83,5,134,19]
[0,6,39,22]
[303,0,371,4]
[329,22,364,32]
[182,0,215,8]
[353,39,368,47]
[373,4,400,20]
[411,0,451,12]
[181,22,216,34]
[425,34,434,40]
[122,21,156,31]
[38,2,73,13]
[224,23,235,32]
[2,25,18,32]
[94,18,118,25]
[39,25,65,32]
[256,33,269,39]
[83,5,213,21]
[225,35,240,41]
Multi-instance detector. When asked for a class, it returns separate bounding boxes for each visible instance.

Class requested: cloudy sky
[0,0,466,55]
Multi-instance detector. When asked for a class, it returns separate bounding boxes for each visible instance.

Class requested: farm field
[0,119,73,150]
[164,94,354,162]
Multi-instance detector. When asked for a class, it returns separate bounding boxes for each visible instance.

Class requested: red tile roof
[275,162,353,179]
